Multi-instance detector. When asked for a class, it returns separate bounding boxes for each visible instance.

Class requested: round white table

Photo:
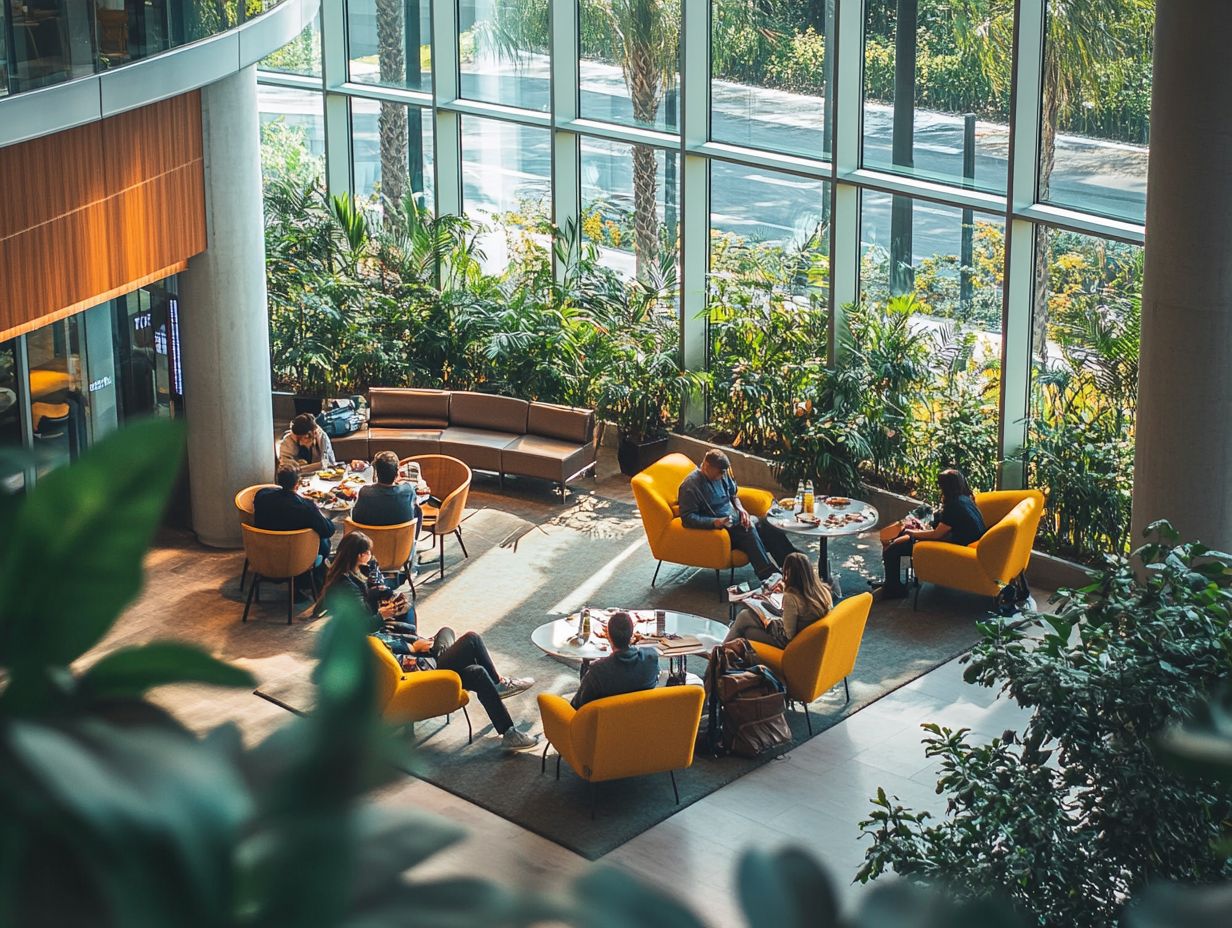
[297,465,374,519]
[531,609,728,680]
[765,497,879,594]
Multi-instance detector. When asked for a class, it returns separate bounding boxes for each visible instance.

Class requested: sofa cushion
[439,427,521,472]
[368,388,451,428]
[368,427,442,460]
[448,392,529,434]
[330,430,370,461]
[527,402,594,445]
[501,435,595,484]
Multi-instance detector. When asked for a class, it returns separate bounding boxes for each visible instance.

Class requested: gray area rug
[258,483,992,859]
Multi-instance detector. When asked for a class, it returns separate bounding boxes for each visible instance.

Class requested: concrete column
[179,66,273,548]
[1131,2,1232,551]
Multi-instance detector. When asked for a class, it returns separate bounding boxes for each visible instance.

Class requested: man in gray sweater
[571,612,660,709]
[677,448,795,581]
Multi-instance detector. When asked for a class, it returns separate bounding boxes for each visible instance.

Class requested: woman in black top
[875,469,987,599]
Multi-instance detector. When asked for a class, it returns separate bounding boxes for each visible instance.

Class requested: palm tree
[376,0,411,213]
[953,0,1147,358]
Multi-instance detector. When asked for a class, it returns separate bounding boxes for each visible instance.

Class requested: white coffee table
[765,497,879,594]
[531,609,728,680]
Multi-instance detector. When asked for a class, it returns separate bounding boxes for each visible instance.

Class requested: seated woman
[724,552,833,648]
[875,468,987,599]
[316,532,539,751]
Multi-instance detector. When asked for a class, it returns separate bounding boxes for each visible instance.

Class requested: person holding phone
[317,532,539,751]
[724,552,833,647]
[678,449,795,581]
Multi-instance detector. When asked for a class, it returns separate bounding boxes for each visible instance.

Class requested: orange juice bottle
[803,480,815,515]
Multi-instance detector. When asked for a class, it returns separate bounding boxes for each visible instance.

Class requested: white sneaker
[501,727,538,751]
[496,676,534,699]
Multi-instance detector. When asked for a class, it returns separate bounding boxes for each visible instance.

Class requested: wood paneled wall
[0,92,206,342]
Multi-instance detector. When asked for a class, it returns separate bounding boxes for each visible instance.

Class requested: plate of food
[318,468,346,482]
[326,498,352,512]
[778,497,797,510]
[826,496,851,508]
[334,485,359,501]
[348,461,368,473]
[302,488,331,502]
[796,511,821,526]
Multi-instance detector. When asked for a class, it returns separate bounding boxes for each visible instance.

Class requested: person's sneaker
[501,727,539,751]
[496,676,534,699]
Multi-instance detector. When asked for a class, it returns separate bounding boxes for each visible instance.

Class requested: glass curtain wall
[254,0,1153,562]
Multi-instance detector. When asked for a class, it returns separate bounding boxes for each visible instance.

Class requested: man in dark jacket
[571,612,660,709]
[254,466,335,565]
[351,450,421,528]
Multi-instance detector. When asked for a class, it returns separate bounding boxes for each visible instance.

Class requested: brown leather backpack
[703,640,792,758]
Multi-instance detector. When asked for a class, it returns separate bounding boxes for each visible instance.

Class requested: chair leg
[439,542,445,581]
[804,704,813,736]
[455,528,468,559]
[287,576,295,625]
[729,566,734,585]
[240,557,249,592]
[715,570,723,602]
[462,704,473,745]
[556,754,561,780]
[913,582,921,611]
[844,677,851,703]
[242,575,259,622]
[651,560,663,587]
[670,769,680,805]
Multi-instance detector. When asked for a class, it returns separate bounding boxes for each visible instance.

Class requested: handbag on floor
[702,641,792,759]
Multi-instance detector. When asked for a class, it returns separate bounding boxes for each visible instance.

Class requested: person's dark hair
[937,469,974,505]
[373,450,399,484]
[607,611,635,650]
[291,413,316,437]
[275,466,299,491]
[782,552,833,619]
[703,449,731,472]
[317,531,372,607]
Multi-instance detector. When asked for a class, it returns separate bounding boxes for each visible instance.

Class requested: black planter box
[617,435,670,477]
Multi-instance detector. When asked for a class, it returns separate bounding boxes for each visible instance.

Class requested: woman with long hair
[322,532,540,751]
[724,551,834,648]
[875,468,987,600]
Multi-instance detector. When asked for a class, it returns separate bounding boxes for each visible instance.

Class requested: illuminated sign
[88,375,113,393]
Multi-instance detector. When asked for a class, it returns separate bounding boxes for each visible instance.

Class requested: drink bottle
[804,480,815,514]
[795,480,804,512]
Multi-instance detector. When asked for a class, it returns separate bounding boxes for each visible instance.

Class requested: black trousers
[432,627,513,735]
[882,536,915,592]
[727,516,797,579]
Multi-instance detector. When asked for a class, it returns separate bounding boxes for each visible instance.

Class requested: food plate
[318,469,346,482]
[826,496,851,508]
[326,499,352,512]
[778,497,797,510]
[796,512,821,525]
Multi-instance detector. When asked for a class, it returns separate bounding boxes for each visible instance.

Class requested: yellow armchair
[911,490,1045,609]
[367,637,472,739]
[748,592,872,735]
[631,452,776,596]
[537,686,705,814]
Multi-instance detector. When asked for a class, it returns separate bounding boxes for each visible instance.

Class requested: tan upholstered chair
[240,524,321,624]
[343,517,418,601]
[234,483,279,591]
[402,454,472,580]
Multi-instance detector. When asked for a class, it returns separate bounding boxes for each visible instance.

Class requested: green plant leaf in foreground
[77,642,255,701]
[736,846,840,928]
[0,418,186,691]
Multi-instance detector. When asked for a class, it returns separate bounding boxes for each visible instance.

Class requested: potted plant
[595,315,705,477]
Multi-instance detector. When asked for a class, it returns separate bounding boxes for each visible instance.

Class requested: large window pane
[261,11,322,77]
[348,0,432,92]
[580,137,679,280]
[352,98,435,215]
[707,163,829,452]
[1040,0,1152,221]
[862,0,1009,193]
[858,190,1005,495]
[458,0,549,111]
[258,87,326,192]
[711,0,830,158]
[1027,228,1141,561]
[579,0,679,132]
[462,116,551,270]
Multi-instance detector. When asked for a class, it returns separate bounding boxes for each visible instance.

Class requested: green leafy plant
[858,521,1232,928]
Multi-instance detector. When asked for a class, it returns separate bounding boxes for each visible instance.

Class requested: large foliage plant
[859,522,1232,928]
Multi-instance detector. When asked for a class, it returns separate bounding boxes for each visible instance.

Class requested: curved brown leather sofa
[332,389,597,494]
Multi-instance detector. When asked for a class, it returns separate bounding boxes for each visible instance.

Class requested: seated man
[678,449,795,581]
[352,450,421,531]
[277,413,337,474]
[254,466,335,563]
[571,611,660,709]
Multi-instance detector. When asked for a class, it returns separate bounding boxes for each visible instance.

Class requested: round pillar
[1131,2,1232,551]
[178,66,273,548]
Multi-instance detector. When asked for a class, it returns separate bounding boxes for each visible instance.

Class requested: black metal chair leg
[556,754,561,780]
[670,769,680,804]
[651,560,663,587]
[242,575,259,622]
[541,741,549,774]
[729,566,734,585]
[715,570,723,601]
[804,704,813,735]
[439,543,445,581]
[844,677,851,703]
[455,528,468,558]
[240,557,249,592]
[287,576,295,625]
[462,704,473,745]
